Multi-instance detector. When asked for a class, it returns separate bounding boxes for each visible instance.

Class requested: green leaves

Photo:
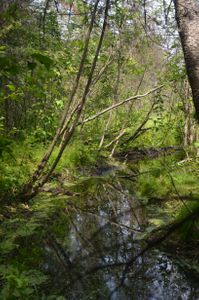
[0,266,47,299]
[31,52,54,70]
[27,61,37,71]
[6,84,15,92]
[0,136,13,158]
[0,45,6,53]
[0,55,20,75]
[194,141,199,147]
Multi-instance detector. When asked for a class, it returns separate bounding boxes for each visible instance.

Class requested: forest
[0,0,199,299]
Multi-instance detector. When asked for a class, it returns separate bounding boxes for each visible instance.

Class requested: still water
[0,167,199,299]
[41,175,199,300]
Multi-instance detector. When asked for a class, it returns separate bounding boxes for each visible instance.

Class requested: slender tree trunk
[20,0,110,200]
[99,50,121,153]
[21,0,100,196]
[174,0,199,120]
[35,0,110,190]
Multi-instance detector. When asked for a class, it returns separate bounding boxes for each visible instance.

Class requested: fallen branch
[81,85,164,125]
[122,100,156,145]
[105,128,126,148]
[108,67,147,155]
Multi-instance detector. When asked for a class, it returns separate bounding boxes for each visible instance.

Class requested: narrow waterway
[0,159,199,299]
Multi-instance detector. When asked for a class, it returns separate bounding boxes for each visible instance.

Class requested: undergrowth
[136,154,199,200]
[0,137,99,200]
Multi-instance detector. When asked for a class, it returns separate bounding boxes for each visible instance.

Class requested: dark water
[0,173,199,299]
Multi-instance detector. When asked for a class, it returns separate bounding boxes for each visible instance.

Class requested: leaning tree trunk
[174,0,199,120]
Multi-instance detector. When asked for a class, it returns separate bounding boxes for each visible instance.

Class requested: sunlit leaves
[31,52,54,71]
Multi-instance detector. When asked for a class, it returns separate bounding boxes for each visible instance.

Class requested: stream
[0,158,199,299]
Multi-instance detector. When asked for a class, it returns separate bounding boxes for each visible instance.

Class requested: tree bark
[20,0,110,200]
[81,85,163,125]
[21,0,100,196]
[174,0,199,120]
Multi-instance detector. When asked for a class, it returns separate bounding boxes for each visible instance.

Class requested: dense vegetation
[0,0,199,299]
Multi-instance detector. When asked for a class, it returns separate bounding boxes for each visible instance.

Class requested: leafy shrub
[0,266,47,300]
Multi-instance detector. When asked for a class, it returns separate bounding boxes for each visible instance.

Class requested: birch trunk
[174,0,199,120]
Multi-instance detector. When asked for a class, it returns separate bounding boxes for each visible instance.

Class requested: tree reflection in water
[42,176,199,299]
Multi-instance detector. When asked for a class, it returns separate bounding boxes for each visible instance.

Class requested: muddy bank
[114,146,182,161]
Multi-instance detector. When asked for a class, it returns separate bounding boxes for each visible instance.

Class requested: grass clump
[0,137,100,200]
[136,154,199,200]
[0,139,45,199]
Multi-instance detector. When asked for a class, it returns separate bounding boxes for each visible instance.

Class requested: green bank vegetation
[0,0,199,299]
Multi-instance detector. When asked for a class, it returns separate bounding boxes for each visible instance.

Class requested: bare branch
[123,100,156,145]
[81,85,164,125]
